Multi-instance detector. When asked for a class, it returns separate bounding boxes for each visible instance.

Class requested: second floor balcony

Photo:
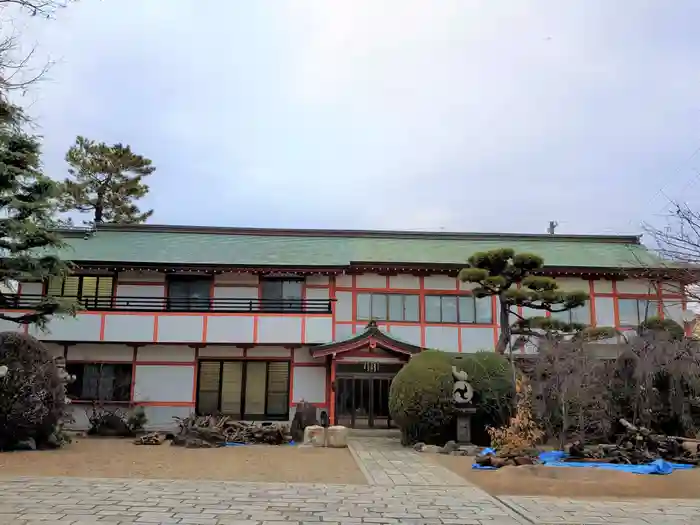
[7,294,334,314]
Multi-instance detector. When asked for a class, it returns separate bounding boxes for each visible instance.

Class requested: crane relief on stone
[452,366,474,405]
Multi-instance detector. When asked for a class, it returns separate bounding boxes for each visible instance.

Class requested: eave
[310,321,423,358]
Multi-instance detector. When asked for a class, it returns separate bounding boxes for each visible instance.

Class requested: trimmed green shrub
[0,332,68,450]
[389,350,514,446]
[639,316,685,341]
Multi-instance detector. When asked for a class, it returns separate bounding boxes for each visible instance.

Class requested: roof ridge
[79,223,643,245]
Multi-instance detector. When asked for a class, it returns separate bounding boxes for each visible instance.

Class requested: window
[356,293,419,322]
[618,298,660,327]
[47,275,114,309]
[196,360,290,420]
[167,276,212,311]
[65,363,132,402]
[425,295,492,324]
[549,302,591,325]
[260,279,303,311]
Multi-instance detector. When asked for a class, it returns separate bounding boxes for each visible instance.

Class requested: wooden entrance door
[334,362,403,428]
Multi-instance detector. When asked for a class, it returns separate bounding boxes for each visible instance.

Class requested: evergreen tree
[458,249,590,355]
[0,96,73,326]
[58,136,156,224]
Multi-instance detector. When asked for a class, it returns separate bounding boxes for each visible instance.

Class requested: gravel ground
[0,437,368,484]
[432,454,700,498]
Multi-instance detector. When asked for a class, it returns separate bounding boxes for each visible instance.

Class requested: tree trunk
[496,297,510,354]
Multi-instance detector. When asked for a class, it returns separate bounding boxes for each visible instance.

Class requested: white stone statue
[452,366,474,405]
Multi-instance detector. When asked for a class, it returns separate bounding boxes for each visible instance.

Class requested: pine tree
[58,136,156,224]
[0,96,73,326]
[458,248,590,355]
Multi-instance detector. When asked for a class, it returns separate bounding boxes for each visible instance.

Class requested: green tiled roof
[52,224,664,269]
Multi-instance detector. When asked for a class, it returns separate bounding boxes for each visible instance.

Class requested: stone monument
[451,363,477,444]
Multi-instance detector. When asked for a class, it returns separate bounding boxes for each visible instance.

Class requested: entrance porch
[310,321,424,429]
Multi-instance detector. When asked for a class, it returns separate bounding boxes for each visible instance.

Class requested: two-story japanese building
[1,224,689,430]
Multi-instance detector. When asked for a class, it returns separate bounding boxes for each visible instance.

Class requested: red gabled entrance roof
[310,321,424,359]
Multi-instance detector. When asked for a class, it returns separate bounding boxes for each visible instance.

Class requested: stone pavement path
[1,437,700,524]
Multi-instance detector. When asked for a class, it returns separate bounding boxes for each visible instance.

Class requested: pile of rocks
[413,440,481,456]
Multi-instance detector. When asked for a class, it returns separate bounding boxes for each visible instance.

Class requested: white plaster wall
[212,286,258,299]
[594,280,614,294]
[461,328,496,353]
[424,275,457,290]
[292,366,326,403]
[335,324,353,340]
[133,364,195,402]
[247,346,291,358]
[215,273,259,285]
[662,300,685,324]
[616,279,656,295]
[389,275,420,289]
[67,344,133,362]
[355,273,386,288]
[118,271,165,283]
[293,347,317,363]
[306,287,330,300]
[116,284,165,299]
[198,346,244,358]
[137,345,195,362]
[661,281,684,296]
[335,291,353,321]
[336,274,352,288]
[552,278,589,292]
[306,275,329,286]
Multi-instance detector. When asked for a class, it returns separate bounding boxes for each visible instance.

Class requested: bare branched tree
[643,202,700,302]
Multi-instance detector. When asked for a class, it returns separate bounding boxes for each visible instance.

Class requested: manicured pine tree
[458,248,590,355]
[58,136,156,224]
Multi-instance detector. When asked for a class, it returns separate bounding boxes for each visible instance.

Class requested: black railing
[5,294,334,314]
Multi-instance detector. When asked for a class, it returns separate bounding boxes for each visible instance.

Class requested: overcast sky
[7,0,700,235]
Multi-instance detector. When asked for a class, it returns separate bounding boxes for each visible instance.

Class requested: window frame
[424,294,493,324]
[65,362,133,403]
[260,278,304,312]
[356,292,420,322]
[166,275,213,311]
[46,274,115,309]
[549,301,591,325]
[617,298,660,327]
[195,359,291,421]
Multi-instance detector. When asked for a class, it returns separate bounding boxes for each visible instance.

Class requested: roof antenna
[547,221,559,235]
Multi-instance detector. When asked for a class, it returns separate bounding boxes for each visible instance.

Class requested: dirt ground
[432,455,700,499]
[0,437,367,485]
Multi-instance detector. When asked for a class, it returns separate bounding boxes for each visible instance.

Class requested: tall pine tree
[0,96,74,326]
[58,136,156,224]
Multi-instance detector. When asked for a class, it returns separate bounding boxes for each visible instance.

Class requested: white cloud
[6,0,700,234]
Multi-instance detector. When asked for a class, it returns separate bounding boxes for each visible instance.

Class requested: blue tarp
[472,448,695,475]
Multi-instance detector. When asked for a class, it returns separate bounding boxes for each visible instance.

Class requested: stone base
[454,406,477,445]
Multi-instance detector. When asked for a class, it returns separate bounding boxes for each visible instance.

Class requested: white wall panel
[292,366,326,403]
[137,345,195,362]
[198,346,244,358]
[293,347,316,363]
[132,364,194,402]
[594,280,614,294]
[389,275,420,289]
[118,271,165,283]
[335,292,353,321]
[306,275,329,286]
[661,281,684,296]
[247,346,291,358]
[616,279,656,295]
[67,344,132,362]
[552,278,589,292]
[424,275,457,290]
[336,274,352,288]
[356,273,387,288]
[595,297,615,326]
[215,273,258,285]
[305,287,330,300]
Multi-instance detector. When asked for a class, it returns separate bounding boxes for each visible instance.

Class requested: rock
[450,450,468,456]
[443,440,458,453]
[422,445,443,454]
[325,425,348,448]
[134,432,165,445]
[458,445,481,456]
[14,437,36,451]
[303,425,326,447]
[185,438,216,448]
[413,442,426,452]
[514,456,535,466]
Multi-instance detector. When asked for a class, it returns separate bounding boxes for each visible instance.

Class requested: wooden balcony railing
[4,294,334,314]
